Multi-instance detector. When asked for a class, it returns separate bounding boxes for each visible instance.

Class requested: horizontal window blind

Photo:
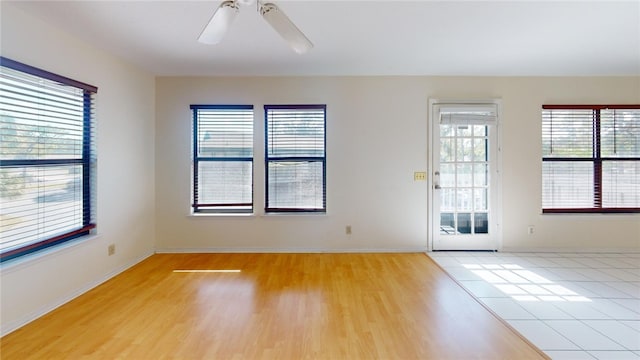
[191,105,253,213]
[439,104,498,125]
[542,109,593,158]
[601,109,640,157]
[542,105,639,213]
[0,57,97,262]
[265,105,326,212]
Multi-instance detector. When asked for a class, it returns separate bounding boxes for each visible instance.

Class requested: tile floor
[427,251,640,360]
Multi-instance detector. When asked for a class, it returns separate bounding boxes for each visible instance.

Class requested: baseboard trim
[1,251,154,336]
[499,246,640,253]
[155,247,428,254]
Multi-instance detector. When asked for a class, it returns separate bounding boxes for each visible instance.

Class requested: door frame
[427,98,503,252]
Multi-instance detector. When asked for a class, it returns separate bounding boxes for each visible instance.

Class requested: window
[191,105,253,213]
[265,105,326,212]
[0,57,97,262]
[542,105,640,213]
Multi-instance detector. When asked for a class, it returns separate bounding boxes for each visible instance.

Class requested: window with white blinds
[0,57,97,262]
[542,105,640,213]
[191,105,253,213]
[265,105,326,212]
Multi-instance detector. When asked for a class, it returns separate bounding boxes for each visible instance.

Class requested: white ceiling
[6,0,640,76]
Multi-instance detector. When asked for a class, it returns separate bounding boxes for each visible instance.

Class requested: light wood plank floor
[1,253,548,359]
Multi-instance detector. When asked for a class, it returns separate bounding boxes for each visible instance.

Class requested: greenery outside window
[191,105,254,213]
[264,104,326,213]
[0,57,97,262]
[542,105,639,213]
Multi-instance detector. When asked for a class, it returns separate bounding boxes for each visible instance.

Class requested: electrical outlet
[345,225,352,235]
[527,226,534,235]
[108,244,116,256]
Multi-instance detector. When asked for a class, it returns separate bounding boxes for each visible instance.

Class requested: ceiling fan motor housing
[237,0,256,6]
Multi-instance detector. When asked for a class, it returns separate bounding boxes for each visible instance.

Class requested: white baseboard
[1,251,154,336]
[499,246,640,254]
[155,247,428,254]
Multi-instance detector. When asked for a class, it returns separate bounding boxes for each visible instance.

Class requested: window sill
[187,212,328,218]
[188,212,255,218]
[261,212,328,217]
[0,233,101,273]
[542,209,640,215]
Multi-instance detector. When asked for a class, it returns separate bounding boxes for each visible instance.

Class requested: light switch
[414,171,427,181]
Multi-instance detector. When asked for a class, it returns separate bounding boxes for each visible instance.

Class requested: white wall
[156,76,640,252]
[0,3,156,335]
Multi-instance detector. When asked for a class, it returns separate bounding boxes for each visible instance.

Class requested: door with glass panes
[430,101,500,250]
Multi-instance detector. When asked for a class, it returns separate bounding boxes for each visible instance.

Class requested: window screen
[191,105,253,213]
[0,57,97,262]
[265,105,326,212]
[542,105,639,213]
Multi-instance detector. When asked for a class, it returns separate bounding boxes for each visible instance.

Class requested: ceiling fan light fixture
[260,2,313,54]
[198,0,240,45]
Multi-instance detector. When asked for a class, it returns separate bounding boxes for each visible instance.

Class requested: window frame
[0,57,97,263]
[542,104,640,214]
[191,104,254,214]
[264,104,327,213]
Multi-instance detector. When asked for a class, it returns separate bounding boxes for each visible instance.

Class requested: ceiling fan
[198,0,313,54]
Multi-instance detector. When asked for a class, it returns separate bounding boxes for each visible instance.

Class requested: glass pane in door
[439,124,490,236]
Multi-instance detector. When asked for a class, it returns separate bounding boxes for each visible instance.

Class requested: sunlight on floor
[173,269,242,273]
[463,263,591,302]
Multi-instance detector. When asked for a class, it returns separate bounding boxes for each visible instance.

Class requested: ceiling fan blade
[198,0,240,45]
[260,2,313,54]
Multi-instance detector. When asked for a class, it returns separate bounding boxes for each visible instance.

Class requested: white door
[430,100,501,251]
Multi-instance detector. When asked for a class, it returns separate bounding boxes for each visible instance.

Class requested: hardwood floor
[1,253,548,359]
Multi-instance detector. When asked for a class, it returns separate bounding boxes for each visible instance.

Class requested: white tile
[543,284,581,296]
[545,320,625,350]
[599,269,640,282]
[475,256,501,264]
[527,257,564,267]
[495,284,530,295]
[458,280,507,298]
[481,264,504,269]
[607,282,640,299]
[430,257,462,267]
[578,269,621,282]
[508,258,539,267]
[552,258,590,268]
[598,258,633,269]
[555,282,600,298]
[612,258,640,269]
[583,320,640,350]
[553,302,611,320]
[588,351,640,359]
[544,350,597,359]
[548,268,592,281]
[469,269,508,283]
[513,269,555,284]
[613,300,640,314]
[493,269,531,283]
[520,284,554,295]
[622,321,640,332]
[518,300,575,320]
[441,266,482,281]
[508,320,579,350]
[589,299,640,320]
[429,252,454,257]
[479,297,536,319]
[576,282,633,299]
[572,258,613,269]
